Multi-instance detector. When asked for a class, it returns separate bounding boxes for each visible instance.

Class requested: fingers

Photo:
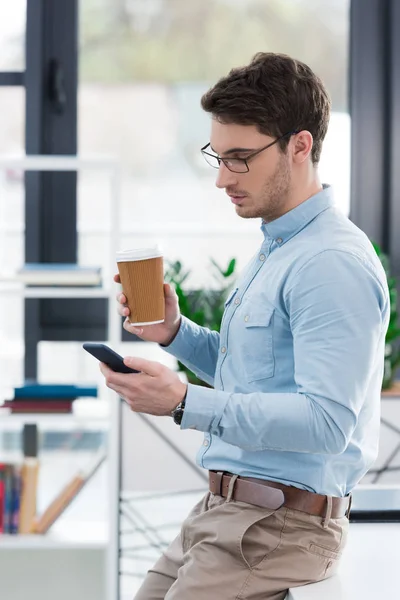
[116,291,127,304]
[123,317,143,336]
[114,277,127,316]
[118,304,129,318]
[116,291,130,317]
[164,283,175,296]
[120,305,130,317]
[124,356,163,377]
[100,362,136,396]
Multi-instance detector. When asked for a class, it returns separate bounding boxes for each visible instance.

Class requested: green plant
[372,242,400,389]
[164,257,237,385]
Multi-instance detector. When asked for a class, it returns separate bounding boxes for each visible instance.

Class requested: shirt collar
[260,184,334,244]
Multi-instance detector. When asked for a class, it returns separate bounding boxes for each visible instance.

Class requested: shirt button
[203,439,209,447]
[276,237,283,244]
[221,346,227,353]
[259,253,266,261]
[234,297,241,305]
[244,315,249,322]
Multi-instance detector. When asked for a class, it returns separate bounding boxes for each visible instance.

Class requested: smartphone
[82,342,139,374]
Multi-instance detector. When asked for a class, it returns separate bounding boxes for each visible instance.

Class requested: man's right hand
[114,274,181,346]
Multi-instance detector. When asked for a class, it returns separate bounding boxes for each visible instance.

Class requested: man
[101,53,389,599]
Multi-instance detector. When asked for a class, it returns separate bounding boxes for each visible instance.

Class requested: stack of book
[15,263,102,286]
[0,424,105,535]
[1,383,98,414]
[0,463,21,534]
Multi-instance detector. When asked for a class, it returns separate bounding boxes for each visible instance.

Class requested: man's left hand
[99,357,188,416]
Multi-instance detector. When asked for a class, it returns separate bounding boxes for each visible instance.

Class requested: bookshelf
[0,154,122,600]
[0,285,113,298]
[0,523,107,600]
[0,531,106,550]
[0,410,109,432]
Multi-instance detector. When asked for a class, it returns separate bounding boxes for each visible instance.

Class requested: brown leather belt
[209,471,351,518]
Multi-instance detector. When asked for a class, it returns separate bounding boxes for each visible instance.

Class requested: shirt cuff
[161,316,197,362]
[180,383,229,432]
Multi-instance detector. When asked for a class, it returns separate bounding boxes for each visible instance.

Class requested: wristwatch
[171,396,186,425]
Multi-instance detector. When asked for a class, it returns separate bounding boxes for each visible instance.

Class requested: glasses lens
[223,158,248,173]
[202,151,220,169]
[201,151,249,173]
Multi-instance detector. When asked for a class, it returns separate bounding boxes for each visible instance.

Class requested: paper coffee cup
[116,246,165,326]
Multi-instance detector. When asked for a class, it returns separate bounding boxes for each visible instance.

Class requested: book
[14,383,97,399]
[0,464,23,535]
[3,465,14,534]
[15,263,102,286]
[1,400,74,414]
[18,458,39,534]
[10,396,77,403]
[32,450,106,534]
[11,466,22,534]
[19,426,39,534]
[0,464,5,533]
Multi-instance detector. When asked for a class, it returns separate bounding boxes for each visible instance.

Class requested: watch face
[173,408,184,425]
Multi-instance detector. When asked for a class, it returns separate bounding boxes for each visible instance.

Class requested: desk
[287,522,400,599]
[370,384,400,482]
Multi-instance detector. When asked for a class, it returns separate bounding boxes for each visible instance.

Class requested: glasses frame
[201,130,298,173]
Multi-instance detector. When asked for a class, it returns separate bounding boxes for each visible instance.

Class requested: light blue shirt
[165,186,390,497]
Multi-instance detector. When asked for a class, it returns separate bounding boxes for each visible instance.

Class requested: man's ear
[291,130,313,164]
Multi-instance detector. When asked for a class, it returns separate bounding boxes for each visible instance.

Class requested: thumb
[124,356,163,377]
[164,283,177,298]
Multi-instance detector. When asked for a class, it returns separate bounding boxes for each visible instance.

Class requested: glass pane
[0,0,26,70]
[79,1,350,292]
[0,87,25,393]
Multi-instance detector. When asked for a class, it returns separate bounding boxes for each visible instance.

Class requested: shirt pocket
[243,306,275,382]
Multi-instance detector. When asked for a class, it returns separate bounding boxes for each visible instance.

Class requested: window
[0,0,26,70]
[79,0,350,291]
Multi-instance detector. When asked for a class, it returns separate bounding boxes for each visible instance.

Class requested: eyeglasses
[201,131,297,173]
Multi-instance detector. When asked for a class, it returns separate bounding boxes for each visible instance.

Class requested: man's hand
[99,356,187,416]
[114,275,181,346]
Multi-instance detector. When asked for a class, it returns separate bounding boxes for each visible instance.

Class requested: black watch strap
[171,396,186,425]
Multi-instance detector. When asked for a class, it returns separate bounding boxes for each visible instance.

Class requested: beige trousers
[134,492,348,600]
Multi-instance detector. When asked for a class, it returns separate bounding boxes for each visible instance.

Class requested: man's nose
[215,162,238,189]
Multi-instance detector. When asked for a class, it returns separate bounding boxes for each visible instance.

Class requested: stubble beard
[236,154,292,223]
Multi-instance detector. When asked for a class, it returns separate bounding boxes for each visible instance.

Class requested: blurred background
[0,1,399,600]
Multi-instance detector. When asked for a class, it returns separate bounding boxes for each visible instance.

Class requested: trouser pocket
[238,504,286,569]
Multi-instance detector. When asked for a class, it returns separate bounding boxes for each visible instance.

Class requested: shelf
[0,522,108,550]
[0,284,112,298]
[0,535,106,551]
[0,154,118,172]
[0,403,110,431]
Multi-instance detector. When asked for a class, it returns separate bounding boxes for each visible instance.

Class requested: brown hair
[201,52,331,164]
